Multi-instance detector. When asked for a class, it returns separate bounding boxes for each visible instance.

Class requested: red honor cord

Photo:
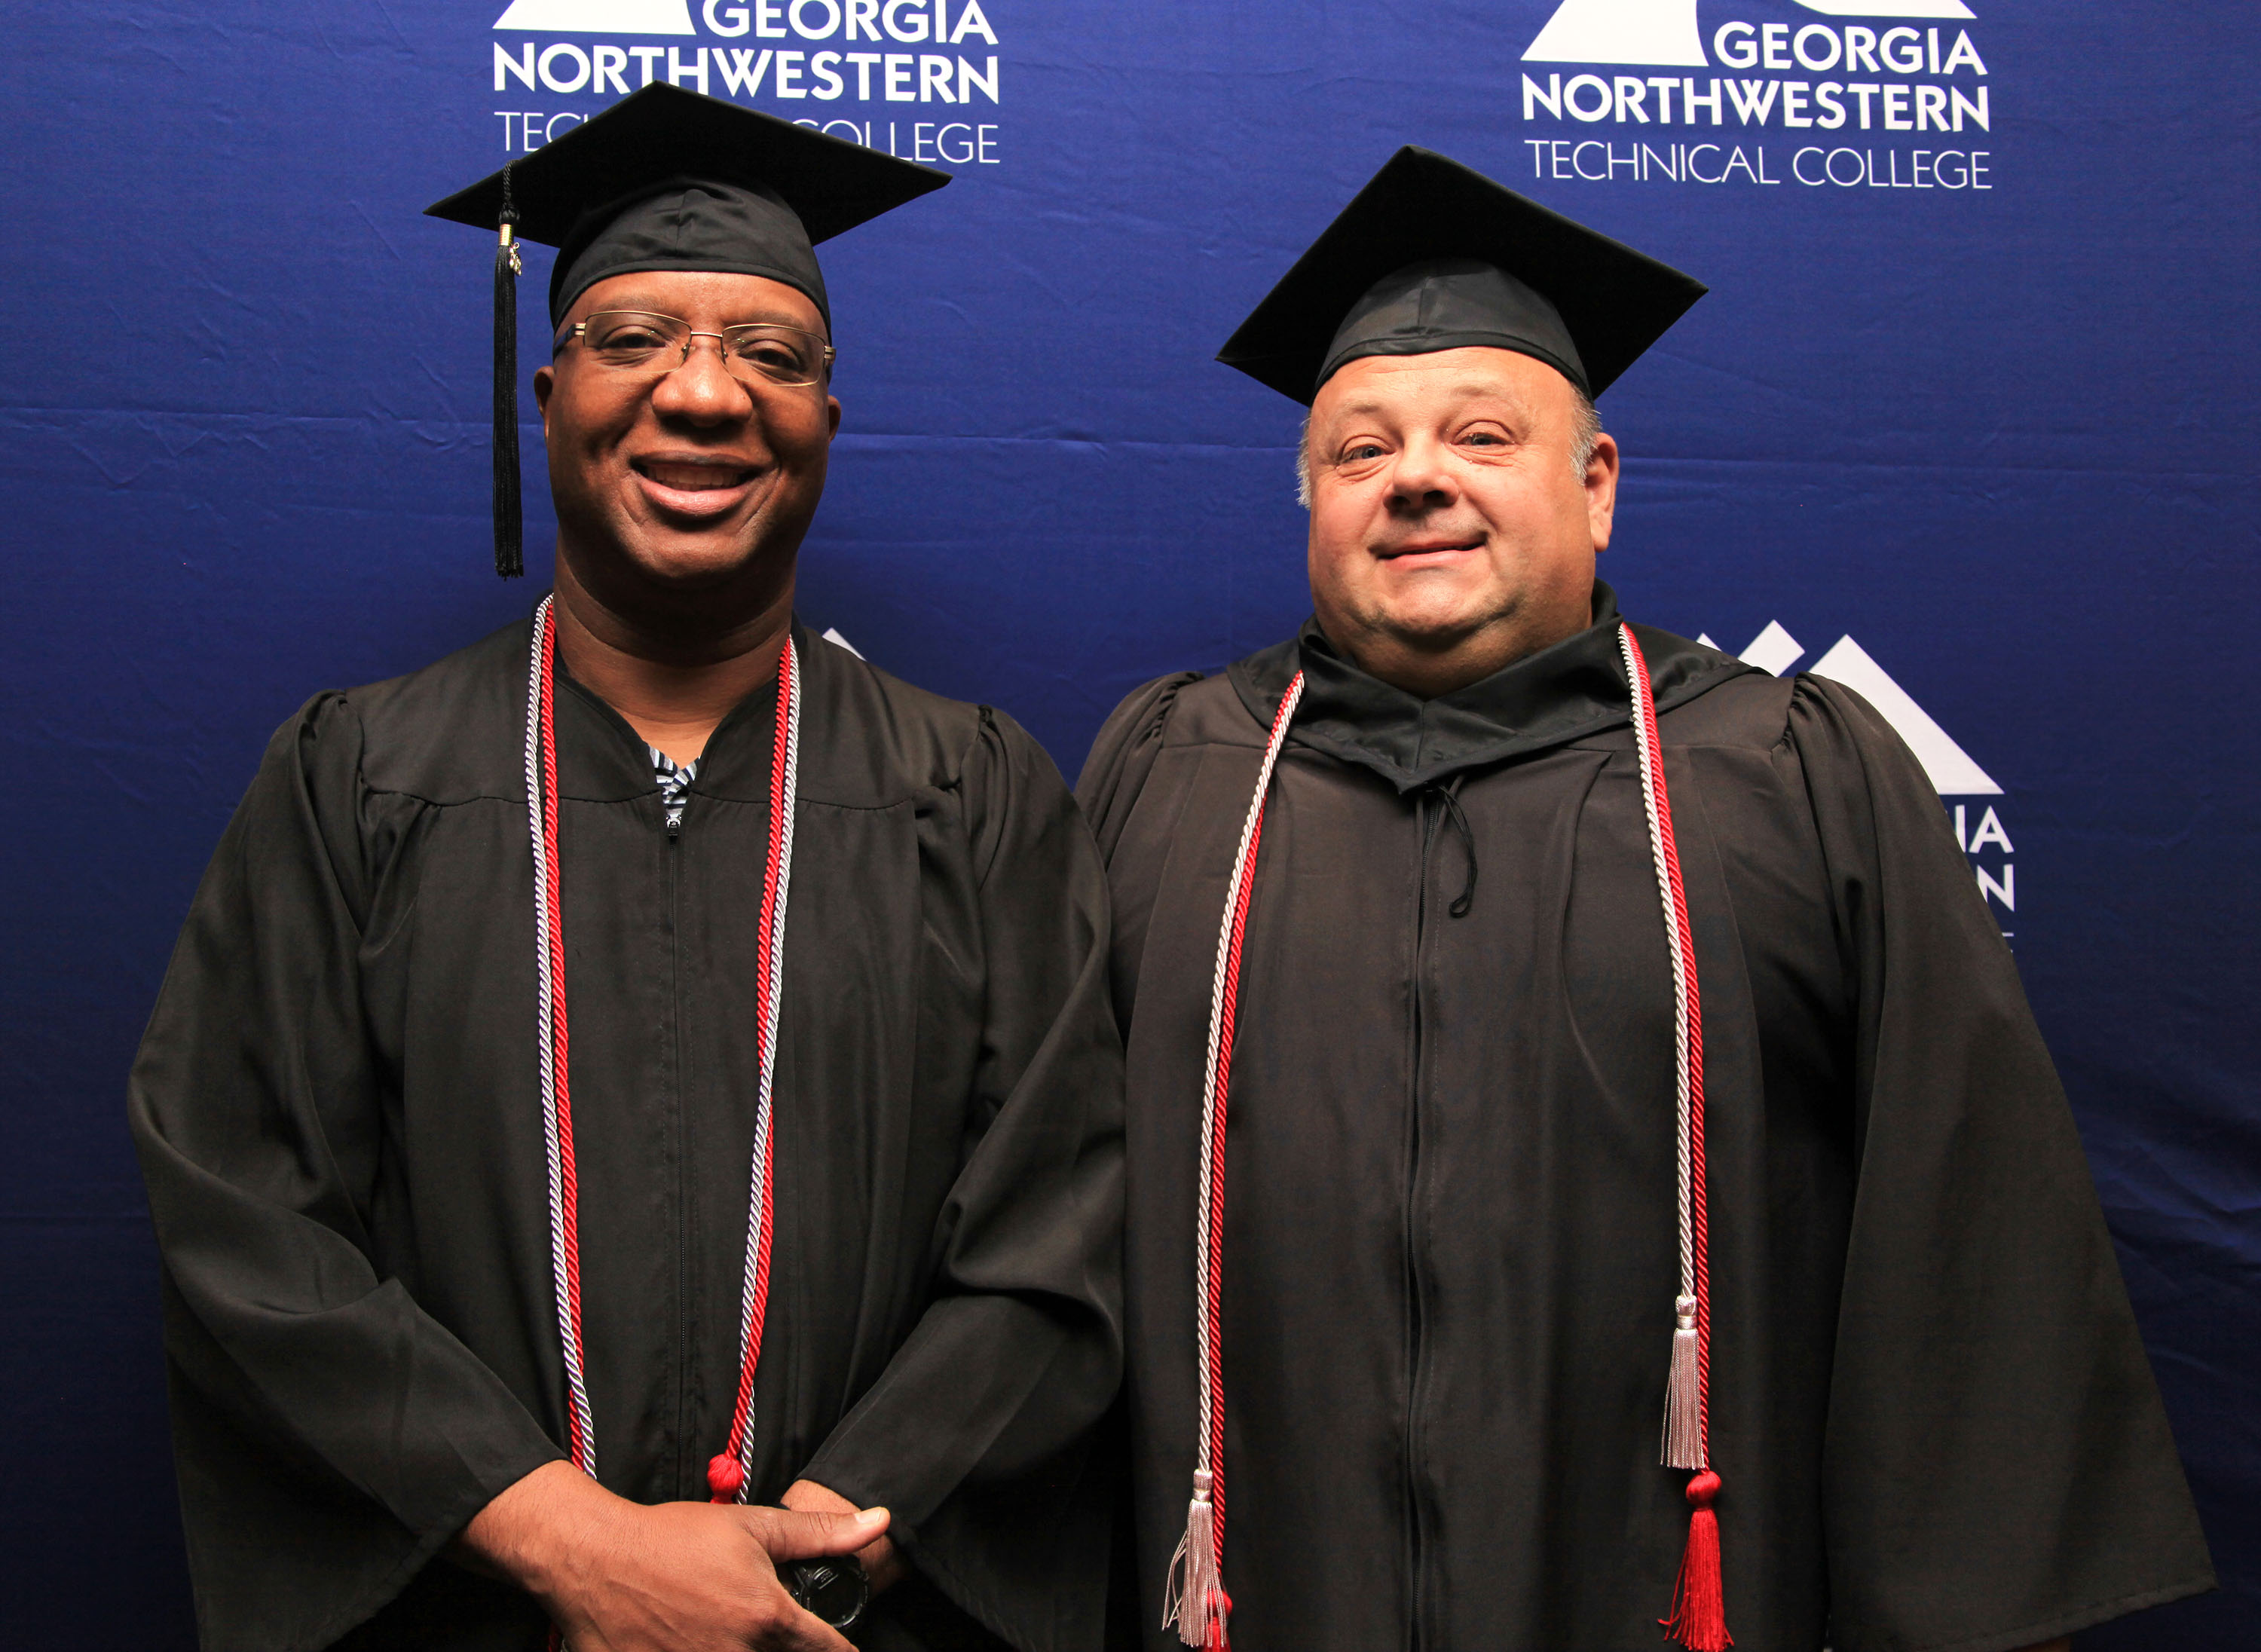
[521,598,804,1516]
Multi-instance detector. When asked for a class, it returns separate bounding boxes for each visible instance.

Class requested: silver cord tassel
[1663,1294,1703,1470]
[1162,1470,1227,1648]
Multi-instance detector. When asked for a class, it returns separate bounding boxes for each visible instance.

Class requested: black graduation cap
[1216,146,1706,407]
[425,84,950,577]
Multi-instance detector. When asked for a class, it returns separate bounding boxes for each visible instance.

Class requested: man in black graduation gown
[130,86,1122,1652]
[1078,148,2211,1652]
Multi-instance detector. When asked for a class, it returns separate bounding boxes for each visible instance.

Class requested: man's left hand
[782,1479,904,1594]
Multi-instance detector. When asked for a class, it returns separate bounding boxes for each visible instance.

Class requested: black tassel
[492,163,524,580]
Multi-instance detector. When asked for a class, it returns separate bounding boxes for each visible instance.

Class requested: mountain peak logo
[1524,0,1975,67]
[1698,621,1999,794]
[494,0,696,33]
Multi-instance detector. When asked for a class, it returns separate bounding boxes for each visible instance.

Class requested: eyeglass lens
[577,311,828,387]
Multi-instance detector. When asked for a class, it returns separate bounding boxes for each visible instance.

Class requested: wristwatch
[785,1555,870,1630]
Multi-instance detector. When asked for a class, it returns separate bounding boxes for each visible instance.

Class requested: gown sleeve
[1072,672,1203,864]
[1787,675,2214,1652]
[128,696,563,1652]
[797,707,1126,1652]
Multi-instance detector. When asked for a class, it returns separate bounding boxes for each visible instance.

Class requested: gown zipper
[1405,791,1442,1652]
[666,789,691,1496]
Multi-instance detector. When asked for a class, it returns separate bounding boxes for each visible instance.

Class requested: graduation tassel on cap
[1618,623,1732,1652]
[492,161,525,580]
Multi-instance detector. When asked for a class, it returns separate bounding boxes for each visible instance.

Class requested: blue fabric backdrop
[4,2,2254,1644]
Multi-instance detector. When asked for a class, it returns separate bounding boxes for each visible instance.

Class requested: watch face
[785,1556,870,1630]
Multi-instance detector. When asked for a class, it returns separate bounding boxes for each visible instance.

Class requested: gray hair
[1569,389,1602,476]
[1295,387,1604,508]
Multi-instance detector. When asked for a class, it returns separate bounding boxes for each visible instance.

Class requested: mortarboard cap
[1216,146,1706,407]
[424,84,950,577]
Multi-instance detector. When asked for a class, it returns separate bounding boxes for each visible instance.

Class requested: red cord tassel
[706,1453,744,1504]
[1660,1470,1731,1650]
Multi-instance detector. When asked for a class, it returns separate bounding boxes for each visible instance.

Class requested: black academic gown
[1077,589,2211,1652]
[130,617,1124,1652]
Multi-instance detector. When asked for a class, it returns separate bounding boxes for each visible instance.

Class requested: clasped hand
[457,1460,893,1650]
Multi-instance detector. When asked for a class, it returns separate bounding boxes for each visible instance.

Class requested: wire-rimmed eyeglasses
[555,310,835,387]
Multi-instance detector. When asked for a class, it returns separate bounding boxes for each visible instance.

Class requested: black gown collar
[551,613,807,804]
[1227,583,1754,794]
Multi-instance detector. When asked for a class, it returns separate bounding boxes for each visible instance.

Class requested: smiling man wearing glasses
[129,86,1124,1652]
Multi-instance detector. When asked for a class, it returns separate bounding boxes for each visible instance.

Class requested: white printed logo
[1525,0,1972,67]
[485,0,1006,164]
[1515,0,1993,192]
[1700,622,2015,924]
[1703,620,1995,793]
[1525,0,1706,68]
[494,0,696,32]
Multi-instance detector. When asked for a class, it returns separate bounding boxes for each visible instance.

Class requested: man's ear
[1584,430,1620,554]
[533,365,555,438]
[826,395,842,441]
